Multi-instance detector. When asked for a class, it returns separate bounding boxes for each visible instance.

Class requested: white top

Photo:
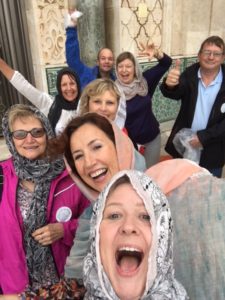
[10,71,77,135]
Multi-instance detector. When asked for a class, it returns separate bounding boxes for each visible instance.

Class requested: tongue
[119,256,139,273]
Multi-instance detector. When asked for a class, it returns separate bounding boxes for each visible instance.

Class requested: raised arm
[0,57,15,80]
[0,57,53,115]
[139,43,172,96]
[65,12,95,89]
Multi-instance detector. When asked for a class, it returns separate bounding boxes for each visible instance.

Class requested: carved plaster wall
[24,0,67,91]
[105,0,164,58]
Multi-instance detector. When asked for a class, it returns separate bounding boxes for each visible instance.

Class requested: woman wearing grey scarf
[0,104,89,296]
[83,170,188,299]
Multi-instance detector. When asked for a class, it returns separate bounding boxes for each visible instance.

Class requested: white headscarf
[83,170,188,299]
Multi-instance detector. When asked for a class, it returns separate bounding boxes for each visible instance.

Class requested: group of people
[0,7,225,300]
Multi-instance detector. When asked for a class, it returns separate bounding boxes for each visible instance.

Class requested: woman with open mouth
[83,169,188,299]
[7,112,224,299]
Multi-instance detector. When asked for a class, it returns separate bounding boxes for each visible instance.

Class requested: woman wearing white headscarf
[83,169,188,299]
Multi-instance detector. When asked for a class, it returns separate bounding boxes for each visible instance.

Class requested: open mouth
[90,168,107,179]
[115,247,144,275]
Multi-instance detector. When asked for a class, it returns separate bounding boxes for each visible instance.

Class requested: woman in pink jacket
[0,104,90,295]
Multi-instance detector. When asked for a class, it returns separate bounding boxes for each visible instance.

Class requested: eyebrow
[105,201,145,208]
[72,139,100,155]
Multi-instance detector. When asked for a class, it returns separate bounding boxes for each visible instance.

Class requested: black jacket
[160,63,225,169]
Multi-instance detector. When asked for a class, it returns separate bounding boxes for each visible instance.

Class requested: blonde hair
[8,104,42,131]
[78,78,121,116]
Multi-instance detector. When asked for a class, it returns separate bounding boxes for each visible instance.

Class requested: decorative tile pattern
[45,66,66,96]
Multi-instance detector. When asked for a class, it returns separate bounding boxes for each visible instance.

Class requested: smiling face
[97,48,114,73]
[12,116,47,160]
[100,183,152,300]
[88,90,119,121]
[61,74,78,102]
[117,58,135,84]
[70,123,119,192]
[198,42,225,73]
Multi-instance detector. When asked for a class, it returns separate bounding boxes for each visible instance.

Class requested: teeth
[90,168,106,178]
[119,247,141,252]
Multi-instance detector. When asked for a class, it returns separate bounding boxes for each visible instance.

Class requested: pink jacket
[0,158,90,294]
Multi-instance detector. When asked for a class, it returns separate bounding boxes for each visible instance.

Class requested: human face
[98,49,114,73]
[61,74,78,102]
[12,116,47,160]
[117,58,135,84]
[198,43,225,73]
[100,183,152,300]
[70,123,119,192]
[88,90,119,121]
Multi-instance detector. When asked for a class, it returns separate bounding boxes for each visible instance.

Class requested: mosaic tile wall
[45,56,198,123]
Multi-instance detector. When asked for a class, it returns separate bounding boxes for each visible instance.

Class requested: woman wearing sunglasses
[0,104,90,296]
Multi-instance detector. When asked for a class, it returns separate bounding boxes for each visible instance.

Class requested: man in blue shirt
[160,36,225,177]
[65,11,115,90]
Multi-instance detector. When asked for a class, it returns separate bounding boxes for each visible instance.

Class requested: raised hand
[165,59,181,87]
[139,42,163,60]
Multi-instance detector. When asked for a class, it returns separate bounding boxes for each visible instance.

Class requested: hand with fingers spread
[139,42,163,60]
[32,223,64,246]
[165,59,181,87]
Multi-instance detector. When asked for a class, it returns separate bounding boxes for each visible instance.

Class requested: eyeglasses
[11,128,46,140]
[201,50,224,58]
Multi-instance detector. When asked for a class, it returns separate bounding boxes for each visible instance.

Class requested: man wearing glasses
[160,36,225,177]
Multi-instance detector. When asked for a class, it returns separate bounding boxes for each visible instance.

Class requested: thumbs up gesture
[165,59,181,87]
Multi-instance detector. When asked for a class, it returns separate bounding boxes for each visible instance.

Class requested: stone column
[76,0,106,66]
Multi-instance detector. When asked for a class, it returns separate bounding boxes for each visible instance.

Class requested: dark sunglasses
[11,128,46,140]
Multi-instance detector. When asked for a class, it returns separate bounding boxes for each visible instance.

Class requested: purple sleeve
[143,53,172,97]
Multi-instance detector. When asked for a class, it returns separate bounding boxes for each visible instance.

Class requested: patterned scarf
[115,57,148,101]
[2,104,65,287]
[83,170,188,299]
[48,67,81,132]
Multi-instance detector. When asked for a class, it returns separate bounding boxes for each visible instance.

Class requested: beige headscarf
[115,54,148,101]
[66,119,141,202]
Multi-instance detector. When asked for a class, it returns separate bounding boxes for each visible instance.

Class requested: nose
[99,102,107,111]
[208,52,214,59]
[25,132,35,142]
[119,216,139,235]
[84,152,96,168]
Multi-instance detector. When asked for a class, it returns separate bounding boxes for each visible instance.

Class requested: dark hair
[48,113,115,174]
[116,51,136,67]
[56,67,81,101]
[199,36,225,54]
